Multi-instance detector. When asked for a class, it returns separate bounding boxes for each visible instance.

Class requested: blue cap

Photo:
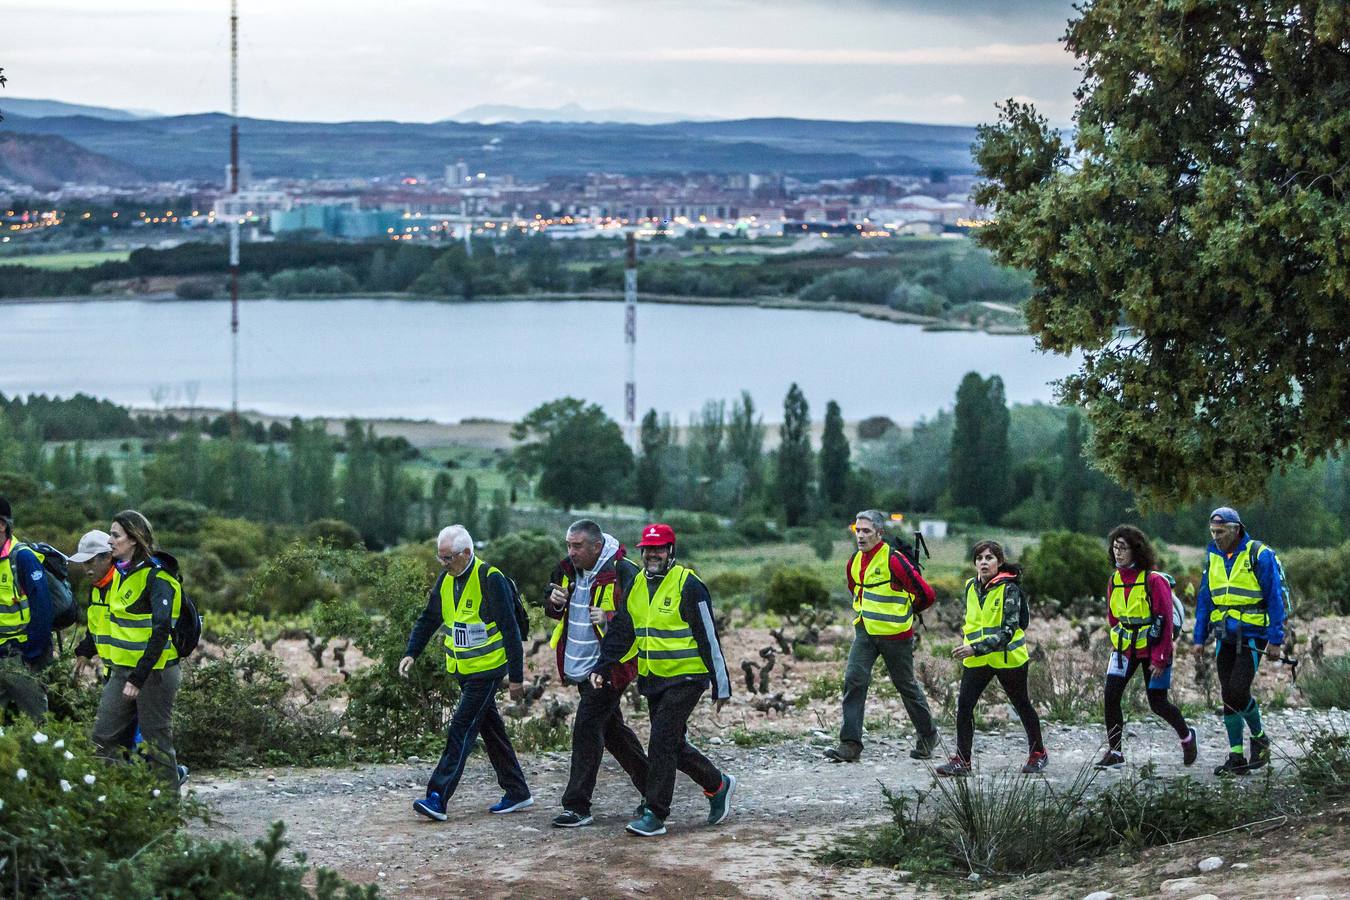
[1209,506,1242,525]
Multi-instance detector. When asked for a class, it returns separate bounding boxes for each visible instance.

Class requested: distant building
[213,188,291,222]
[271,204,407,238]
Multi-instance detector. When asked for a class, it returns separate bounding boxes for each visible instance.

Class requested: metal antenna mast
[228,0,241,427]
[624,231,637,447]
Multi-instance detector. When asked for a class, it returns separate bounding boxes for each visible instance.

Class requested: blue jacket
[5,544,53,664]
[1193,533,1285,647]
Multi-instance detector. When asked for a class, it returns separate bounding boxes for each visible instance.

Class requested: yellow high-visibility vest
[1108,570,1153,652]
[438,557,508,677]
[1207,543,1269,630]
[106,562,181,669]
[848,547,915,637]
[961,577,1028,669]
[628,566,707,679]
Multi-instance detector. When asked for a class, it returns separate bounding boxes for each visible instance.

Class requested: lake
[17,298,1077,424]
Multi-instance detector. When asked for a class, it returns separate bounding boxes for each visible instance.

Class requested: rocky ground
[195,708,1350,899]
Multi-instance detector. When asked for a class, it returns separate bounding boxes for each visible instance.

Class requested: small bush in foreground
[1299,656,1350,709]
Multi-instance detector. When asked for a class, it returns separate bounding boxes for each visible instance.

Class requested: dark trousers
[0,652,47,723]
[1104,657,1189,752]
[839,625,936,746]
[427,676,529,803]
[955,664,1043,762]
[561,681,648,815]
[1217,637,1266,715]
[643,680,722,821]
[93,664,179,785]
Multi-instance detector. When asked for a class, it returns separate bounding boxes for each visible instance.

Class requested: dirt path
[195,709,1350,899]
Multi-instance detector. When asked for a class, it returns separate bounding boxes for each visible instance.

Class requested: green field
[0,250,131,270]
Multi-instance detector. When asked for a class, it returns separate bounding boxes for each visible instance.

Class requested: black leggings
[955,664,1043,761]
[1104,657,1189,752]
[1217,637,1267,715]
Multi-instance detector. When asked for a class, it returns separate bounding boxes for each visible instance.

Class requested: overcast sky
[0,0,1081,125]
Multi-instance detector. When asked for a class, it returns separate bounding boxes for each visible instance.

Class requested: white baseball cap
[69,530,113,563]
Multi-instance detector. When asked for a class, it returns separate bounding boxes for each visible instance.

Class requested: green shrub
[764,568,830,617]
[1281,542,1350,615]
[706,570,754,601]
[138,497,211,535]
[309,547,462,754]
[301,518,365,550]
[113,821,379,899]
[506,716,571,753]
[0,719,190,896]
[485,529,559,609]
[198,516,269,570]
[174,644,346,768]
[1299,655,1350,709]
[1290,725,1350,800]
[1020,530,1111,617]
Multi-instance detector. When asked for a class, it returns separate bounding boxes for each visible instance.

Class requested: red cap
[637,523,676,547]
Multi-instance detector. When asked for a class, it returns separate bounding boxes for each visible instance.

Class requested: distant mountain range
[0,133,146,187]
[448,103,711,125]
[0,100,979,185]
[0,97,158,121]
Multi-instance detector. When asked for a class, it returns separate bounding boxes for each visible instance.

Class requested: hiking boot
[625,809,667,837]
[1214,752,1249,777]
[489,794,534,814]
[1093,751,1125,770]
[551,809,593,828]
[935,755,971,777]
[1021,750,1049,774]
[413,791,448,822]
[824,741,862,763]
[1181,727,1198,767]
[910,731,940,760]
[706,773,737,826]
[1247,734,1271,771]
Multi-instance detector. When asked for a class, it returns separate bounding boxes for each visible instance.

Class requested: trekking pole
[1273,655,1299,682]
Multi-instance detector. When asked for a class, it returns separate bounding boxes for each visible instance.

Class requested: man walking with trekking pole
[826,509,940,763]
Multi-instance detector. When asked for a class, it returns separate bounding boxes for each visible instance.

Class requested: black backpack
[888,531,931,573]
[143,551,202,659]
[503,574,531,639]
[11,541,77,631]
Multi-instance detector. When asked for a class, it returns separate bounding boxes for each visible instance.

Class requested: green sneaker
[706,773,737,825]
[625,809,666,837]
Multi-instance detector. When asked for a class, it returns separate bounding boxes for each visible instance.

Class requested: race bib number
[1105,652,1129,678]
[453,622,489,649]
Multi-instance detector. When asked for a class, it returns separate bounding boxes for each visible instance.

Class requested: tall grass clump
[1299,656,1350,709]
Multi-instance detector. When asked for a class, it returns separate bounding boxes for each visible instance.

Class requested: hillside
[0,131,146,187]
[0,112,979,182]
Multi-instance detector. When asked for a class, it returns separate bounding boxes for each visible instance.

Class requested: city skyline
[0,0,1081,126]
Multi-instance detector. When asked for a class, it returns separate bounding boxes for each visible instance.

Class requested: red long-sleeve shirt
[1106,567,1175,669]
[844,542,936,641]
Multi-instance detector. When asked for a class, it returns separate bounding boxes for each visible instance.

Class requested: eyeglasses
[437,550,465,562]
[1111,541,1130,550]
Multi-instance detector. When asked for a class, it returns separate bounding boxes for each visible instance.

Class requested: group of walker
[826,505,1285,779]
[0,498,188,787]
[1,495,1286,835]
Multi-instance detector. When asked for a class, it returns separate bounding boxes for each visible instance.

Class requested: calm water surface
[18,299,1078,423]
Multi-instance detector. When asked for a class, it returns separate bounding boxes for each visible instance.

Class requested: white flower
[31,732,48,744]
[15,768,27,781]
[152,789,161,798]
[60,780,72,793]
[97,795,106,803]
[63,751,75,761]
[84,774,96,785]
[54,739,65,749]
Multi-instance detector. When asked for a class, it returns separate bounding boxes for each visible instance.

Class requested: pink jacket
[1107,567,1174,670]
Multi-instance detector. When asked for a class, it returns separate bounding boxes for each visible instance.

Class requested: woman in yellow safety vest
[1096,525,1196,770]
[91,510,184,786]
[936,540,1046,777]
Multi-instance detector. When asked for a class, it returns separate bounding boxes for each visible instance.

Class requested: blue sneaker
[489,794,534,814]
[625,809,666,837]
[413,792,448,822]
[177,764,190,786]
[706,773,736,825]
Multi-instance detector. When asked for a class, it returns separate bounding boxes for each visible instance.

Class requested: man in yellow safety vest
[400,524,531,821]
